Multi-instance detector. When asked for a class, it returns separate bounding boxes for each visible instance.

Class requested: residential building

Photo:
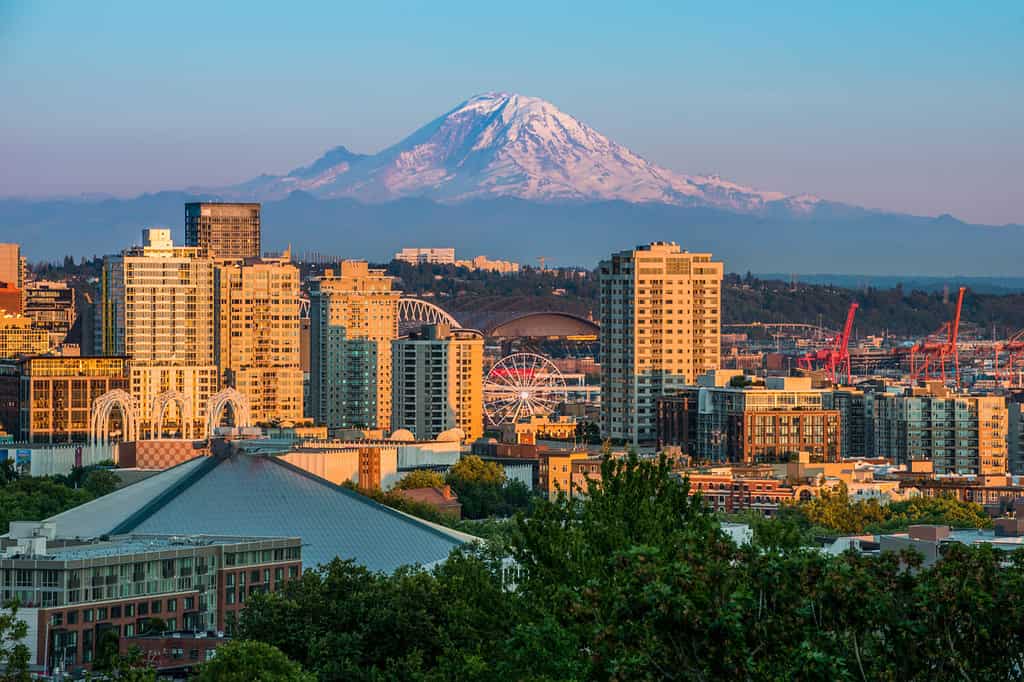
[214,251,302,423]
[824,387,871,458]
[872,384,1007,475]
[0,243,26,295]
[101,229,218,437]
[24,281,76,345]
[394,247,456,266]
[454,255,520,274]
[1007,393,1024,475]
[184,202,261,261]
[0,522,300,674]
[309,261,399,431]
[0,314,50,359]
[538,451,602,498]
[599,242,723,444]
[17,356,129,444]
[658,372,841,463]
[392,324,483,442]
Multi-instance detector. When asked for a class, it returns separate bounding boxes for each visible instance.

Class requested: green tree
[393,469,446,490]
[447,455,505,486]
[82,468,120,497]
[0,600,30,682]
[195,640,314,682]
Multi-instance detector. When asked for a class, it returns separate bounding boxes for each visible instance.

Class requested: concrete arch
[206,388,252,438]
[150,390,194,440]
[90,389,140,446]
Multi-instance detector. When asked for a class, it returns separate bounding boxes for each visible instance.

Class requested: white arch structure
[206,388,252,438]
[398,298,461,335]
[150,390,194,440]
[90,389,140,445]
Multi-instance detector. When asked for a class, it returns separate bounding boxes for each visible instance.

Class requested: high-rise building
[0,282,22,315]
[215,250,303,424]
[392,324,483,442]
[0,314,50,360]
[598,242,723,444]
[394,247,456,266]
[872,385,1007,475]
[102,229,218,436]
[309,261,399,431]
[17,356,129,443]
[24,280,76,345]
[0,243,25,290]
[185,202,261,261]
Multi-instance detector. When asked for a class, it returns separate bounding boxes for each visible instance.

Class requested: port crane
[909,286,966,387]
[797,302,859,384]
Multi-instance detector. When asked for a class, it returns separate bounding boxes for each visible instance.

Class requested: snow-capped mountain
[213,92,819,213]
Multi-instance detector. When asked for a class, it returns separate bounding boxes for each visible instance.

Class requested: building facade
[24,281,76,346]
[0,524,300,675]
[658,373,841,463]
[17,356,129,444]
[0,314,50,360]
[184,203,261,261]
[598,242,723,444]
[101,229,218,436]
[0,242,26,295]
[309,262,399,431]
[394,248,456,266]
[392,325,483,442]
[214,252,302,424]
[872,386,1007,475]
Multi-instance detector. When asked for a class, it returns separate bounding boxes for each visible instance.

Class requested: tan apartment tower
[101,228,218,437]
[309,261,399,431]
[185,202,261,260]
[392,324,484,442]
[598,242,723,445]
[215,249,303,423]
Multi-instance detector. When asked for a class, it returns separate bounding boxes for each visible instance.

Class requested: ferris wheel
[483,353,568,425]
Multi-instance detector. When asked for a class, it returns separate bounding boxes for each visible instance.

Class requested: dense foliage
[239,455,1024,680]
[0,463,119,533]
[783,484,992,535]
[445,455,532,519]
[195,640,315,681]
[393,469,447,490]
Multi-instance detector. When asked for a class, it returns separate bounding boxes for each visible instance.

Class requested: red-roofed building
[392,485,462,519]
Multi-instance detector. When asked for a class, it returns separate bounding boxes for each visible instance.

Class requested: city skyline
[0,2,1021,224]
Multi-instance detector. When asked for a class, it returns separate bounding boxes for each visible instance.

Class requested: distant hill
[4,192,1024,276]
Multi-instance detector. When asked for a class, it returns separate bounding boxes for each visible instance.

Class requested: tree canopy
[195,640,315,682]
[238,454,1024,680]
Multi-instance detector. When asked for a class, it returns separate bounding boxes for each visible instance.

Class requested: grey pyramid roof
[43,454,468,572]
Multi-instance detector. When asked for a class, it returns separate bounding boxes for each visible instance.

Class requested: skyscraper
[598,242,723,445]
[102,228,218,436]
[215,250,303,424]
[185,202,261,261]
[309,261,399,432]
[392,324,483,442]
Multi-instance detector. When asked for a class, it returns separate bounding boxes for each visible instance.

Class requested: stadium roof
[39,452,470,572]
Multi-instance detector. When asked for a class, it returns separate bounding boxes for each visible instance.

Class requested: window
[151,600,161,614]
[67,610,78,625]
[185,597,194,610]
[125,623,134,637]
[97,607,107,621]
[289,566,299,579]
[84,609,94,622]
[50,613,63,626]
[138,603,148,616]
[226,590,235,605]
[111,606,121,619]
[167,598,177,612]
[125,604,135,617]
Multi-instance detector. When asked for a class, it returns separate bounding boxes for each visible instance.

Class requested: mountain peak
[216,93,819,213]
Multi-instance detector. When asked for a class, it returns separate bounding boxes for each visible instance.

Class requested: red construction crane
[797,302,859,384]
[994,328,1024,386]
[909,286,966,386]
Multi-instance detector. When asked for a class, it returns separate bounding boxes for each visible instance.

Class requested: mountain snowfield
[215,92,820,213]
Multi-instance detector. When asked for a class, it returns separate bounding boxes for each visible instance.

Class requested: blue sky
[1,1,1021,224]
